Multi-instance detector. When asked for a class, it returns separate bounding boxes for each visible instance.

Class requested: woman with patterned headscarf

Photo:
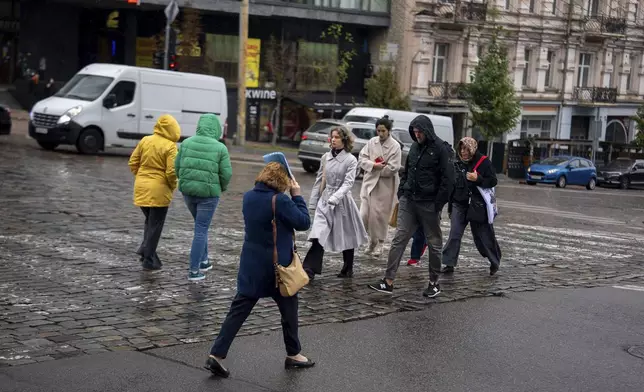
[442,137,502,276]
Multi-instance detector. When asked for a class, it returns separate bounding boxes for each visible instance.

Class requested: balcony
[572,87,617,104]
[580,15,627,41]
[276,0,390,13]
[428,82,469,101]
[416,1,487,29]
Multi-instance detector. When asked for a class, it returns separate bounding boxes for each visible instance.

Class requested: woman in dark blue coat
[205,162,315,378]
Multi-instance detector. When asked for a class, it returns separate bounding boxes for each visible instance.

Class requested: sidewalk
[2,288,643,392]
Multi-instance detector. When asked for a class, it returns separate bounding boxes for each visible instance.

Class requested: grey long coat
[308,150,368,252]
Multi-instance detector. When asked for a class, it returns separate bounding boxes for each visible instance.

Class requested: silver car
[298,119,377,173]
[391,128,412,171]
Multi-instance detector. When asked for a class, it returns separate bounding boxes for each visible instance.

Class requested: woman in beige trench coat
[358,116,402,256]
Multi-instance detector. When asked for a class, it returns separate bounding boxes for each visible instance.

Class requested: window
[505,0,511,10]
[351,127,377,140]
[585,0,599,16]
[432,43,449,82]
[569,159,581,168]
[545,50,555,87]
[635,163,644,170]
[523,49,531,86]
[205,34,239,86]
[577,53,591,87]
[626,55,635,91]
[529,0,535,13]
[54,74,114,102]
[107,81,136,107]
[609,53,616,87]
[635,4,639,22]
[580,159,591,168]
[551,0,557,14]
[520,118,552,139]
[296,41,338,91]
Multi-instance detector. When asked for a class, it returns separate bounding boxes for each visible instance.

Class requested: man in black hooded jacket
[369,115,454,297]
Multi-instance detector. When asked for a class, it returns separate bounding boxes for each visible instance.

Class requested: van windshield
[55,74,114,101]
[344,115,379,124]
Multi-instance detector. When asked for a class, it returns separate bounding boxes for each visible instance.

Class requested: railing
[572,87,617,103]
[581,15,627,35]
[417,1,487,23]
[428,82,469,99]
[274,0,390,13]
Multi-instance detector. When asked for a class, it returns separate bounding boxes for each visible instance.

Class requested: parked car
[526,156,597,190]
[390,128,411,171]
[597,158,644,189]
[342,107,454,146]
[0,105,11,135]
[298,119,376,173]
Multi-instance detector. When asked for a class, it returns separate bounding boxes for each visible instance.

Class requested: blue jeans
[183,195,220,272]
[410,226,427,259]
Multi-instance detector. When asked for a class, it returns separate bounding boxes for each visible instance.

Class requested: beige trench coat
[358,135,402,243]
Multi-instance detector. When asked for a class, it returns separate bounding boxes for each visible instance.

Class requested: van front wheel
[76,127,104,154]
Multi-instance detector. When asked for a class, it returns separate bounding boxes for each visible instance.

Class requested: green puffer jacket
[175,114,233,198]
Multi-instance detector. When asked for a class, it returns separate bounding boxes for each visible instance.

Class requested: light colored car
[390,128,412,171]
[298,119,376,173]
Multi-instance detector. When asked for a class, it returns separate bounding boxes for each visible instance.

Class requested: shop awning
[285,93,367,112]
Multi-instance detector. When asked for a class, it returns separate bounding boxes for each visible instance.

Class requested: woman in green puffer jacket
[175,113,233,281]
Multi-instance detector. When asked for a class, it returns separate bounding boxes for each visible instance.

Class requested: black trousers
[210,293,301,358]
[442,203,502,268]
[137,207,168,265]
[303,239,354,276]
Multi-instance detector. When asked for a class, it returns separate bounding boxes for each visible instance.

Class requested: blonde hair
[256,162,290,193]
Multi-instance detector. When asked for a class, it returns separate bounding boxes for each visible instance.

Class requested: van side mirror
[103,94,117,109]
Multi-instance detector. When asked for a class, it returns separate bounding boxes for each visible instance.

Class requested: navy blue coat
[237,182,311,298]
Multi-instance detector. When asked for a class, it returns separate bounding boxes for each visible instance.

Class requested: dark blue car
[526,156,597,190]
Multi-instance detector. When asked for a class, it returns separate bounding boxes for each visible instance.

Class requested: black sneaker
[368,279,393,294]
[422,283,441,298]
[490,264,499,276]
[204,356,230,378]
[441,266,455,274]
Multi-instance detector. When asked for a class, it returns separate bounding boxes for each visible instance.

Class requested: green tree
[631,105,644,150]
[264,35,298,145]
[316,24,357,118]
[365,66,411,111]
[466,28,520,156]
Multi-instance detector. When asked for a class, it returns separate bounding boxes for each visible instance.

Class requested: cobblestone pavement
[1,134,644,366]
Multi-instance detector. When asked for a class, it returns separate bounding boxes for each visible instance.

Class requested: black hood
[409,115,438,144]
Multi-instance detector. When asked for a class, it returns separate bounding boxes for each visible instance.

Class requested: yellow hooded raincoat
[128,114,181,207]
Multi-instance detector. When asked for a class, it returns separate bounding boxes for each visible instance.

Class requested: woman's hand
[373,161,386,170]
[466,171,478,182]
[290,179,301,197]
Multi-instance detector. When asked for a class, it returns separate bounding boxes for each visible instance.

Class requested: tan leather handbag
[389,202,399,228]
[271,195,310,297]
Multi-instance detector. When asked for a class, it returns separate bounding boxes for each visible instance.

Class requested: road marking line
[613,285,644,292]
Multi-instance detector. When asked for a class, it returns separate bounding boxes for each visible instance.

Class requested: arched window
[605,120,627,143]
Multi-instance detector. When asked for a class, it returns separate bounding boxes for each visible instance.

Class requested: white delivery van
[28,63,228,154]
[342,107,454,147]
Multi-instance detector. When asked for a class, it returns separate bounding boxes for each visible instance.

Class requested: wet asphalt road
[2,286,644,392]
[1,129,644,367]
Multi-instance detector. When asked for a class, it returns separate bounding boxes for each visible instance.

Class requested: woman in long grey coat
[303,126,368,280]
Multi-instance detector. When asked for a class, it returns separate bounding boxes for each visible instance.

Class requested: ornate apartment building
[385,0,644,145]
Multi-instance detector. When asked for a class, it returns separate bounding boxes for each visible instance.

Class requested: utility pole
[164,0,179,70]
[236,0,249,146]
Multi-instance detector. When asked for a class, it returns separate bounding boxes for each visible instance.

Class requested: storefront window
[306,0,389,12]
[296,41,337,91]
[205,34,239,86]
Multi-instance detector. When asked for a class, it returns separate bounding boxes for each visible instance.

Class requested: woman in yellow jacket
[128,114,181,271]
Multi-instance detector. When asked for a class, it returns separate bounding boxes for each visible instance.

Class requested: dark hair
[375,115,393,131]
[330,126,354,152]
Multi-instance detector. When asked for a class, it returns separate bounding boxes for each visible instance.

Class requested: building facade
[386,0,644,146]
[17,0,391,142]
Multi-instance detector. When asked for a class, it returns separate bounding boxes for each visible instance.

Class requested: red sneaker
[420,244,428,257]
[407,259,420,266]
